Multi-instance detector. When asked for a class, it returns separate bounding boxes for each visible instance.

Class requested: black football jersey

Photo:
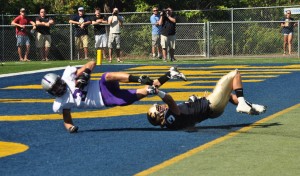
[164,97,211,130]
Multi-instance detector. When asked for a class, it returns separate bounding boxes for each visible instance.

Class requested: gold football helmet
[147,104,167,127]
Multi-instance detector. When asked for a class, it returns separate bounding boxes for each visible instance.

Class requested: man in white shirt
[107,8,124,63]
[41,61,187,133]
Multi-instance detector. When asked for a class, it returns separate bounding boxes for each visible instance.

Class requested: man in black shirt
[69,7,91,60]
[91,7,108,59]
[35,8,54,61]
[147,69,267,130]
[158,7,176,62]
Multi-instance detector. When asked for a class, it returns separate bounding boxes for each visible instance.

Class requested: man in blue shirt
[69,7,91,60]
[150,7,162,59]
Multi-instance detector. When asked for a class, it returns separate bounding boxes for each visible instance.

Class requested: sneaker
[251,104,267,114]
[68,126,79,133]
[169,67,187,81]
[147,85,157,95]
[170,58,178,62]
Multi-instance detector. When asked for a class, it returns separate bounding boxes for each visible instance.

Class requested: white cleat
[169,66,187,81]
[237,102,267,115]
[251,104,267,115]
[236,101,252,114]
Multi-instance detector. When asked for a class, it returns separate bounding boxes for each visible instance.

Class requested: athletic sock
[158,72,171,85]
[235,88,244,98]
[128,75,140,82]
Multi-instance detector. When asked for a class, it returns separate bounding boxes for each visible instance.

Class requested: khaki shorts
[36,33,51,48]
[152,34,161,47]
[108,33,121,49]
[75,35,88,49]
[206,70,238,118]
[161,35,176,49]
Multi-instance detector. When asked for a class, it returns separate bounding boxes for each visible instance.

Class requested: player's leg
[206,69,237,118]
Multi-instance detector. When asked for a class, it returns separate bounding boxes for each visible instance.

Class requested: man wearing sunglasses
[150,7,162,59]
[147,69,267,130]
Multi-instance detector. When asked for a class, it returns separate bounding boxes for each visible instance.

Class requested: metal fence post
[207,21,210,58]
[203,22,206,57]
[231,8,234,57]
[70,24,73,60]
[1,14,4,63]
[297,20,300,58]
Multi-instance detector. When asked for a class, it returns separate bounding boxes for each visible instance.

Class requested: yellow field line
[134,103,300,176]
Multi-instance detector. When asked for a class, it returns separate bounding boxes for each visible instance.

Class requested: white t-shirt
[108,15,124,34]
[53,66,105,113]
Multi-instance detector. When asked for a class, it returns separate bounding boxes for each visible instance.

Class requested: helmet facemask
[147,104,167,127]
[48,78,67,97]
[41,73,67,97]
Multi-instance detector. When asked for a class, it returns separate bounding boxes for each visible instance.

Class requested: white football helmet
[147,103,167,127]
[41,73,67,97]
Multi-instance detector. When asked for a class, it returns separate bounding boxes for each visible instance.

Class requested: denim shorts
[16,35,30,46]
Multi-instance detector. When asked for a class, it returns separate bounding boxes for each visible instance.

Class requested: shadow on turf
[78,122,281,133]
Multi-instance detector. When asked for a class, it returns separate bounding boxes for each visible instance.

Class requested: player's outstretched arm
[146,86,181,116]
[63,109,78,133]
[158,90,180,116]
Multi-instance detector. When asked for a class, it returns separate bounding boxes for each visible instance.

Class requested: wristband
[157,91,166,98]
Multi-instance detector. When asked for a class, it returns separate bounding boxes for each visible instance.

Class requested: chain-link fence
[1,5,300,62]
[208,21,299,57]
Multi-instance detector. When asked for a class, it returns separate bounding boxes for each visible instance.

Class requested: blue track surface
[1,64,300,175]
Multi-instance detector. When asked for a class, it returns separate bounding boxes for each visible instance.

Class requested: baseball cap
[20,8,26,12]
[78,7,84,11]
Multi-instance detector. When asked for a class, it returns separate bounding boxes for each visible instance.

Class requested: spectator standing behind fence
[107,8,124,63]
[281,10,297,55]
[158,7,176,62]
[11,8,36,62]
[92,7,108,59]
[69,7,91,60]
[35,8,54,61]
[150,7,162,59]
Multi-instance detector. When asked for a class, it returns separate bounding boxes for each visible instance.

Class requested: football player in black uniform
[147,69,267,130]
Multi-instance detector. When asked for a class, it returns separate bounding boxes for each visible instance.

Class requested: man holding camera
[158,7,176,62]
[107,8,124,63]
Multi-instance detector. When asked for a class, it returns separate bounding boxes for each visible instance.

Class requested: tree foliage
[1,0,300,15]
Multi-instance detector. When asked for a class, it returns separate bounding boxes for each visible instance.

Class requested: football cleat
[251,104,267,114]
[237,102,267,115]
[139,75,154,85]
[147,85,157,95]
[236,101,253,114]
[169,66,187,81]
[68,126,79,133]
